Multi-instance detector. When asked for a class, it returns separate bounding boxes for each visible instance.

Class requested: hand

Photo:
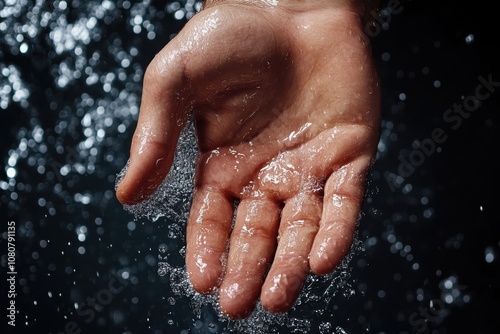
[116,0,381,318]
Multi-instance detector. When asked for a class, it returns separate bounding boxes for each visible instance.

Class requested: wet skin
[116,0,381,319]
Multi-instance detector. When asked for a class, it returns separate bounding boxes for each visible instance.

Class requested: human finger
[185,187,234,294]
[309,157,372,275]
[218,195,281,318]
[260,192,322,313]
[115,43,189,205]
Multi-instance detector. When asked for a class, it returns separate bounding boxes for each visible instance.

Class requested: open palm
[116,1,381,318]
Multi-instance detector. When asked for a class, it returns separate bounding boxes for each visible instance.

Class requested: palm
[116,2,381,318]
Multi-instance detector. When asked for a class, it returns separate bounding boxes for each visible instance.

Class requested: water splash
[116,119,198,225]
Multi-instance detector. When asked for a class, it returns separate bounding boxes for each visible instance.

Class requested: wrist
[202,0,381,27]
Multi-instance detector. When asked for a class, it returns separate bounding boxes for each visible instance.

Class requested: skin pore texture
[116,0,381,319]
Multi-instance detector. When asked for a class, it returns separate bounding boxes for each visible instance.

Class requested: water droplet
[465,34,474,44]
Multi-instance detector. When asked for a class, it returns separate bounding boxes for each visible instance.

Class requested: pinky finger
[309,158,371,275]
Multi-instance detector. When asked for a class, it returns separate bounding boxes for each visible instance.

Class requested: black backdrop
[1,0,499,333]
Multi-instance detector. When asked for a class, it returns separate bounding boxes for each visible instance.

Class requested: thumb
[116,50,190,205]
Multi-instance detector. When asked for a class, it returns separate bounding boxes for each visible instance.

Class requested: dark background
[1,0,499,333]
